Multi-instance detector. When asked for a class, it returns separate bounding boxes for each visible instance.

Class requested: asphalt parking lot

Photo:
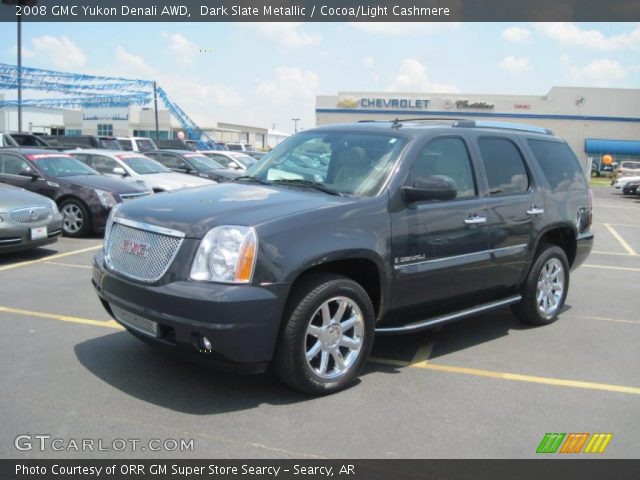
[1,187,639,459]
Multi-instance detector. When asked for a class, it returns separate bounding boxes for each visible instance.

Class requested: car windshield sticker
[27,154,74,160]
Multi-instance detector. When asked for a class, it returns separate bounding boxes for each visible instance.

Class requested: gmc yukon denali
[92,120,593,395]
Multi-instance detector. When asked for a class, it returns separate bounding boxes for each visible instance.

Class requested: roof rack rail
[455,120,553,135]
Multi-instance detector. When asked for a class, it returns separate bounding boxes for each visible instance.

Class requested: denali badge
[121,239,149,257]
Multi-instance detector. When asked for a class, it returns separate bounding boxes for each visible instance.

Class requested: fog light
[201,336,213,350]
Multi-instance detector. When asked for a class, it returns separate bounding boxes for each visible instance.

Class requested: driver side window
[408,137,477,200]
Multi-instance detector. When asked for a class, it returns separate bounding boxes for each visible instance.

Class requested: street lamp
[2,0,38,132]
[291,118,300,133]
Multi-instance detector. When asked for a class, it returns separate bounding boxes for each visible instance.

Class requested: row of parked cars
[612,160,640,196]
[0,133,268,252]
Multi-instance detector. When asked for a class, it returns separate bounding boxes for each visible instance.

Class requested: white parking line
[44,261,92,269]
[608,223,640,228]
[583,264,640,272]
[0,245,101,272]
[603,223,638,256]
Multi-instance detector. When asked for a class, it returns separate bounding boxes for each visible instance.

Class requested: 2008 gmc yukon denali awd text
[92,119,593,395]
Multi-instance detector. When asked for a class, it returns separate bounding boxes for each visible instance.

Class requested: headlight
[190,226,257,284]
[95,189,117,209]
[49,199,59,215]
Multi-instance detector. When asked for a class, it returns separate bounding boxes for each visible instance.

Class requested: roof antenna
[391,118,402,129]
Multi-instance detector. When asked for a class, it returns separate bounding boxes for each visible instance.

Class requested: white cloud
[252,23,321,50]
[114,46,155,77]
[257,67,319,106]
[502,26,531,44]
[349,22,459,36]
[162,33,198,65]
[536,23,640,51]
[388,59,459,93]
[564,58,627,86]
[362,56,375,68]
[25,35,86,69]
[499,56,533,76]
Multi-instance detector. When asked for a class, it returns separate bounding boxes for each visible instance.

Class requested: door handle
[526,206,544,215]
[464,215,487,225]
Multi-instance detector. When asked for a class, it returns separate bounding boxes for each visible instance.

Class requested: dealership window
[97,124,113,136]
[65,129,81,136]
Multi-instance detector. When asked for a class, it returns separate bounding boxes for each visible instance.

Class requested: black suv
[92,120,593,395]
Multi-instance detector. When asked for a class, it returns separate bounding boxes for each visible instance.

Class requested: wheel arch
[533,224,578,267]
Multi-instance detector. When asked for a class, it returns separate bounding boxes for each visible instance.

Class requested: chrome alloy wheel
[305,296,365,380]
[536,258,565,317]
[61,203,84,234]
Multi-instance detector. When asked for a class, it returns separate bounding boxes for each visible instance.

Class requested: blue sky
[1,22,639,133]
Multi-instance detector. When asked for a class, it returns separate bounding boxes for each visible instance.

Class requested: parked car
[42,135,123,150]
[116,137,158,153]
[0,149,151,237]
[144,150,241,183]
[621,180,640,196]
[92,120,593,395]
[614,160,640,180]
[154,139,199,151]
[226,142,255,152]
[1,132,52,148]
[198,150,258,172]
[613,175,640,191]
[0,183,63,253]
[66,150,214,193]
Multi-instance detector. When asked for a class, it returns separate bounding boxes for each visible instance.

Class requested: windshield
[100,138,123,150]
[120,156,170,174]
[184,153,224,170]
[27,154,99,177]
[245,131,408,196]
[231,153,257,168]
[118,139,133,151]
[136,139,157,152]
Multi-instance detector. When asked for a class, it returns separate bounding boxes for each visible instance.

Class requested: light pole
[2,0,38,132]
[291,118,300,133]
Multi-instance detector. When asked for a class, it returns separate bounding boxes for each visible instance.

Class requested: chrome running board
[375,295,522,334]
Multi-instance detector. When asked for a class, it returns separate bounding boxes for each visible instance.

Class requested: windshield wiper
[270,179,344,196]
[233,175,272,185]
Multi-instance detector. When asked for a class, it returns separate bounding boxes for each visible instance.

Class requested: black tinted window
[478,137,530,196]
[527,140,588,191]
[409,137,477,199]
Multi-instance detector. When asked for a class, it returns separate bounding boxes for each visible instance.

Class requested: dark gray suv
[92,119,593,395]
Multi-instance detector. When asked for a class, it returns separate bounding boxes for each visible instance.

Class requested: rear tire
[274,273,375,395]
[60,199,91,237]
[511,244,569,325]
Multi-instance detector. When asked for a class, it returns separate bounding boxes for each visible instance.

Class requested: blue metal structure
[0,63,215,148]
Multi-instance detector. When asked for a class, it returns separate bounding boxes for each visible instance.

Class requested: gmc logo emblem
[121,239,149,257]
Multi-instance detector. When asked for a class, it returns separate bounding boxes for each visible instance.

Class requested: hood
[115,182,358,238]
[0,184,53,211]
[150,172,214,188]
[61,175,149,193]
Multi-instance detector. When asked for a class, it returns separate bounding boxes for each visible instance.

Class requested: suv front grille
[104,218,185,283]
[10,206,52,224]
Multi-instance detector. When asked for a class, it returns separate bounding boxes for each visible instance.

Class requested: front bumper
[92,251,288,372]
[0,214,63,253]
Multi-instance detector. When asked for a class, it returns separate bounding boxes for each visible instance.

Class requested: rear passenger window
[527,139,588,192]
[409,137,477,200]
[478,137,530,196]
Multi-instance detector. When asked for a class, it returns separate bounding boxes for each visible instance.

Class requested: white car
[613,175,640,190]
[65,150,215,192]
[116,136,158,153]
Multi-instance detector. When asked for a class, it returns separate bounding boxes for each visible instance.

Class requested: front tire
[274,273,375,395]
[511,244,569,325]
[60,199,91,237]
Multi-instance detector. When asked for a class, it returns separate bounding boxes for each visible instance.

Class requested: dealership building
[1,100,289,149]
[316,86,640,169]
